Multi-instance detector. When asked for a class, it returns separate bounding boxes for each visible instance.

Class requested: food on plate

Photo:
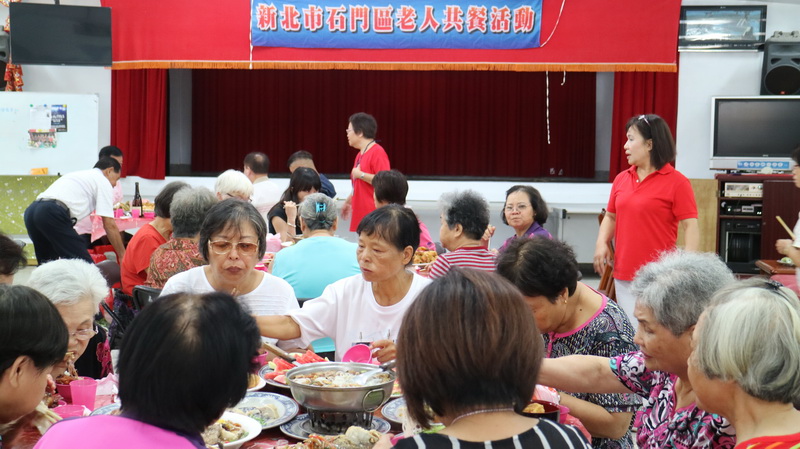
[201,419,248,447]
[55,352,79,385]
[262,350,328,385]
[229,404,279,427]
[280,426,382,449]
[779,256,794,266]
[413,247,437,265]
[523,402,545,414]
[290,370,392,388]
[248,373,261,389]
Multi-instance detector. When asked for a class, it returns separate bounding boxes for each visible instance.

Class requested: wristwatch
[359,173,365,180]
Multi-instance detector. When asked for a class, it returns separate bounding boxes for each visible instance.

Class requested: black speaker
[0,31,8,63]
[761,31,800,95]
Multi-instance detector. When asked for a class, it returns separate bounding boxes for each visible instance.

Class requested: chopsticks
[776,216,796,240]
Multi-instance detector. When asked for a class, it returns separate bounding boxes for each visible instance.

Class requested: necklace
[449,407,515,426]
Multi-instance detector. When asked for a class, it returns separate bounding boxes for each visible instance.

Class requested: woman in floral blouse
[146,187,216,288]
[537,250,737,449]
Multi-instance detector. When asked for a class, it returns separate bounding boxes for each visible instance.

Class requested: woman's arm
[558,393,633,440]
[538,355,632,394]
[255,315,302,340]
[272,216,295,243]
[679,218,699,251]
[593,212,616,275]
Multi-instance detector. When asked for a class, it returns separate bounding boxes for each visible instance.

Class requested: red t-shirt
[607,164,697,281]
[120,223,167,295]
[350,143,390,232]
[736,433,800,449]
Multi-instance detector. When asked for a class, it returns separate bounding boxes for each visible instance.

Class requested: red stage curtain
[191,69,596,178]
[608,71,679,181]
[111,69,168,179]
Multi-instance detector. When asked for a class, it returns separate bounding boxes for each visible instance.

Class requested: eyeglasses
[208,240,259,256]
[70,324,98,341]
[504,203,531,213]
[638,114,650,126]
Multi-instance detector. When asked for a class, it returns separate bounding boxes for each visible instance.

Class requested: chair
[597,209,617,302]
[132,285,162,311]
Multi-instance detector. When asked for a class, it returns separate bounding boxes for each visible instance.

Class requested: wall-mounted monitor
[679,5,767,51]
[9,3,111,66]
[710,96,800,172]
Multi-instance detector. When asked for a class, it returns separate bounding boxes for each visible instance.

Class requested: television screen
[679,5,767,50]
[711,96,800,171]
[9,3,111,66]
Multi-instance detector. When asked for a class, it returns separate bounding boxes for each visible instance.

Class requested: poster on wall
[28,105,57,149]
[251,0,542,49]
[51,105,68,132]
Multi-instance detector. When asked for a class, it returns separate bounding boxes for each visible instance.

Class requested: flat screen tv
[9,3,111,66]
[710,96,800,171]
[679,5,767,51]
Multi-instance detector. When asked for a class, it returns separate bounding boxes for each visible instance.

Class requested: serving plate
[279,414,390,440]
[230,392,299,430]
[258,364,291,389]
[90,402,121,415]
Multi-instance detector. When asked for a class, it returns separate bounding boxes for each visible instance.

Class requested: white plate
[258,365,291,389]
[247,375,267,392]
[380,397,406,425]
[214,411,262,449]
[90,402,121,415]
[279,414,390,440]
[229,392,299,430]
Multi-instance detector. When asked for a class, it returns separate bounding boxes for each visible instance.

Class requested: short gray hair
[438,190,490,241]
[694,278,800,404]
[27,259,108,308]
[632,250,733,336]
[298,193,338,231]
[171,187,217,238]
[214,169,253,199]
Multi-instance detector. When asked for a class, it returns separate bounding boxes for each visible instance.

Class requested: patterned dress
[610,352,736,448]
[145,238,206,288]
[543,292,639,449]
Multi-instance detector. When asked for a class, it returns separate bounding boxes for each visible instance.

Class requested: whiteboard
[0,92,99,175]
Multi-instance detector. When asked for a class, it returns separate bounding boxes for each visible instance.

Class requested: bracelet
[287,223,296,228]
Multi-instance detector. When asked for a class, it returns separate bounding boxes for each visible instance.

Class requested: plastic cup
[342,344,373,363]
[70,378,98,411]
[143,211,155,219]
[53,404,85,418]
[130,209,141,219]
[113,208,124,218]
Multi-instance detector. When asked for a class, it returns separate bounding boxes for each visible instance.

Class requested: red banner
[101,0,680,72]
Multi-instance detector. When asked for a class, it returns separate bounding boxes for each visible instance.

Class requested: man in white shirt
[243,152,282,221]
[24,158,126,264]
[74,145,124,242]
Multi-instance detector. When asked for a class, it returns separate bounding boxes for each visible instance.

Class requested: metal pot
[286,362,395,412]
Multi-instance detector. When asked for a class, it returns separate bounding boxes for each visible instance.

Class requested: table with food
[89,200,156,242]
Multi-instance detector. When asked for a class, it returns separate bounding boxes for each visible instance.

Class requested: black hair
[0,285,69,376]
[349,112,377,139]
[199,199,268,261]
[286,150,314,169]
[244,152,270,174]
[153,181,190,219]
[94,157,121,173]
[496,237,580,302]
[373,170,408,205]
[357,204,420,263]
[269,167,321,219]
[0,234,26,277]
[98,145,123,159]
[118,291,261,435]
[501,185,548,226]
[792,145,800,166]
[625,114,676,170]
[440,191,490,240]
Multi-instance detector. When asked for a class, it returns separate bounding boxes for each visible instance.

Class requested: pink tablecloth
[90,215,154,242]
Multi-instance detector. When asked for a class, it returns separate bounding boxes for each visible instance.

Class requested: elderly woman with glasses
[161,199,300,349]
[688,278,800,448]
[497,185,552,253]
[594,114,699,325]
[537,251,737,449]
[27,259,112,379]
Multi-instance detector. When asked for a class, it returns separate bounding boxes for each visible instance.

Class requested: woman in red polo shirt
[594,114,699,325]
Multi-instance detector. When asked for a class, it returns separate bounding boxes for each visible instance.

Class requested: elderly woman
[0,285,68,447]
[428,190,494,279]
[27,259,111,379]
[0,233,26,285]
[537,251,737,449]
[215,169,254,201]
[496,237,638,448]
[498,185,551,252]
[161,199,299,348]
[688,279,800,447]
[146,187,217,288]
[268,167,320,243]
[120,181,189,295]
[35,291,261,449]
[595,114,699,325]
[375,269,590,448]
[272,193,359,299]
[257,205,431,361]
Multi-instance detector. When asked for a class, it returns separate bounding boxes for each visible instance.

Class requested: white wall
[676,0,800,179]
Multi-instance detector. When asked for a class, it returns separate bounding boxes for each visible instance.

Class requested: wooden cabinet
[716,174,800,273]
